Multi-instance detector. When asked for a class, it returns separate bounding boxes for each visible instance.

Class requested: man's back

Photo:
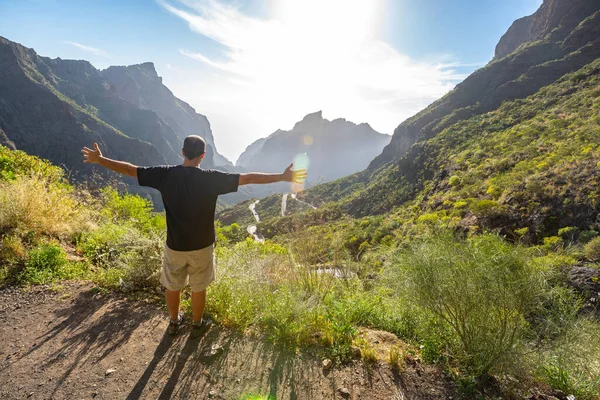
[137,165,239,251]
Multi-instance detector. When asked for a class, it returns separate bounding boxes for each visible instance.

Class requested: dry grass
[0,175,92,239]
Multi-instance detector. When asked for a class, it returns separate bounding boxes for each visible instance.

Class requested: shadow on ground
[1,284,451,400]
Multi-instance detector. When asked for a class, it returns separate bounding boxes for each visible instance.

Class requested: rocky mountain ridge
[237,111,390,183]
[0,36,231,186]
[370,0,600,169]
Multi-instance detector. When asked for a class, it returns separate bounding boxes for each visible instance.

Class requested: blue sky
[0,0,542,162]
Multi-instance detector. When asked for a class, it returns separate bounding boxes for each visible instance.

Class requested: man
[82,135,306,335]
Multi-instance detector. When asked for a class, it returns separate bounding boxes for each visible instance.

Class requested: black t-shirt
[137,165,240,251]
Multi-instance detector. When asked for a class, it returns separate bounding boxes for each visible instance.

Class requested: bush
[386,231,543,376]
[469,199,500,217]
[0,176,90,239]
[449,175,461,187]
[538,319,600,399]
[18,243,85,285]
[584,237,600,261]
[100,188,165,233]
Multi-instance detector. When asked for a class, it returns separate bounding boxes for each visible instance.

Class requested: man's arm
[239,163,307,186]
[81,143,138,178]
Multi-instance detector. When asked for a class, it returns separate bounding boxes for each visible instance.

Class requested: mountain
[0,36,231,187]
[237,111,390,184]
[370,0,600,169]
[102,63,231,167]
[218,0,600,242]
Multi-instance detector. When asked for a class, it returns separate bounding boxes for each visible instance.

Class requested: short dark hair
[183,135,206,159]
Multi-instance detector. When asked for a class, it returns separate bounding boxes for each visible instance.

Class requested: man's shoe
[168,311,185,336]
[190,318,212,339]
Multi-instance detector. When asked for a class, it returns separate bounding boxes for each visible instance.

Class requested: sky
[0,0,542,163]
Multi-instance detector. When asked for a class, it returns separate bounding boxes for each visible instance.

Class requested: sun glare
[163,0,461,161]
[271,0,384,46]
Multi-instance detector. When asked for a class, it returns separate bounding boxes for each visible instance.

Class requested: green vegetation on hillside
[210,59,600,397]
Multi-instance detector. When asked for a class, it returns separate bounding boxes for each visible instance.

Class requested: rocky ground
[0,283,455,400]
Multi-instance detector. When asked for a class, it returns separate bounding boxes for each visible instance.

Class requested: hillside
[370,0,600,168]
[0,36,230,185]
[2,0,600,397]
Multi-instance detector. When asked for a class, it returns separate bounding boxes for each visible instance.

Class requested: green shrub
[538,319,600,399]
[100,188,165,233]
[558,226,578,241]
[449,175,461,187]
[469,199,500,217]
[543,236,563,252]
[386,231,543,376]
[584,237,600,261]
[19,243,80,285]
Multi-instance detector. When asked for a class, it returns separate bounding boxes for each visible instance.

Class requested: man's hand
[82,143,103,164]
[81,143,138,177]
[283,163,307,184]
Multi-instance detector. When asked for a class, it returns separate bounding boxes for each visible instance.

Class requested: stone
[105,368,117,376]
[338,387,351,398]
[322,359,332,370]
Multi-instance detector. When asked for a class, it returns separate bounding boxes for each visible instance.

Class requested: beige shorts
[160,244,215,292]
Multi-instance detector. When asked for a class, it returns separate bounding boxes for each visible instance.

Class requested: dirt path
[0,283,455,400]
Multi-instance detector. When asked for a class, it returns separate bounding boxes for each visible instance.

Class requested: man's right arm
[239,163,307,186]
[82,143,138,178]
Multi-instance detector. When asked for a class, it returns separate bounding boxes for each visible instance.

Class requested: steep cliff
[0,36,232,186]
[370,0,600,169]
[0,36,167,181]
[102,63,231,167]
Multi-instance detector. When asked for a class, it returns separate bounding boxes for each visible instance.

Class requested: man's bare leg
[166,289,181,321]
[191,290,206,324]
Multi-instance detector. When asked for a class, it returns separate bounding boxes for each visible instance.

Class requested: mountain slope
[0,37,231,184]
[370,0,600,169]
[102,63,231,167]
[0,37,166,179]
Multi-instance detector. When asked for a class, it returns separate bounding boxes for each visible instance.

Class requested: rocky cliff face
[237,111,390,187]
[0,36,166,181]
[370,0,600,169]
[0,36,231,185]
[495,0,600,59]
[102,63,231,167]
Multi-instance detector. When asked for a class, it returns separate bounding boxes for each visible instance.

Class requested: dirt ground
[0,283,456,400]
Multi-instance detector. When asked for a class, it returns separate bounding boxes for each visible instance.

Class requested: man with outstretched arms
[82,135,306,335]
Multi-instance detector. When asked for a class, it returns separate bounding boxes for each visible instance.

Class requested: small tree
[387,231,542,376]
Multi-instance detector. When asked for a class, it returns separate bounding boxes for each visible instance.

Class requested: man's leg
[191,290,206,324]
[166,289,182,321]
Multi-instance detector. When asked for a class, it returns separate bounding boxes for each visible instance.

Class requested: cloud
[63,41,111,58]
[166,63,183,74]
[160,0,472,160]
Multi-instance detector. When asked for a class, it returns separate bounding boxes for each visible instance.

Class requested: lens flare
[302,135,313,146]
[291,182,304,194]
[293,152,310,170]
[291,152,309,193]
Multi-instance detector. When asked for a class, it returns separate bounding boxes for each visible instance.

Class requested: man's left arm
[239,163,306,186]
[81,143,138,178]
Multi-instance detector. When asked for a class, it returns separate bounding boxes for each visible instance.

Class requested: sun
[270,0,384,48]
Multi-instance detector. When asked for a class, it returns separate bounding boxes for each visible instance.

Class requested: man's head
[182,135,206,165]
